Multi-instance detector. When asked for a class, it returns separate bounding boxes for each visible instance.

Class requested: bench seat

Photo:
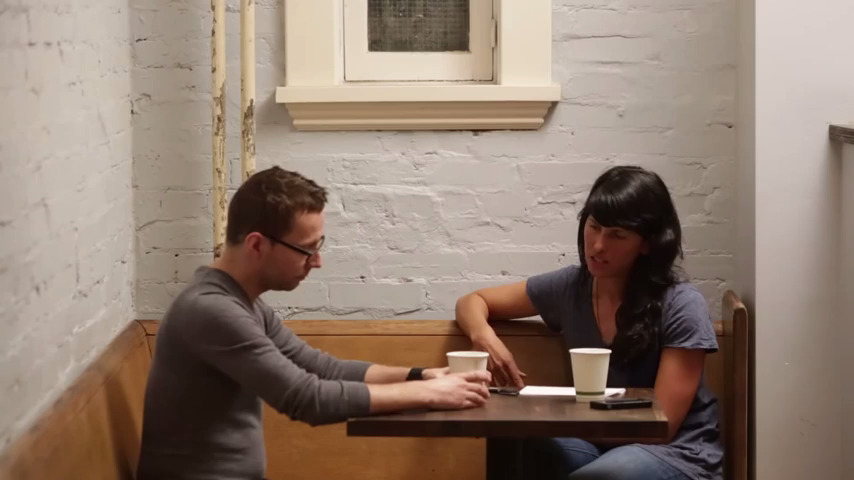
[0,292,749,480]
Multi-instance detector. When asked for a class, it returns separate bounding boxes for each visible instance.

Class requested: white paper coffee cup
[447,351,489,374]
[569,348,611,402]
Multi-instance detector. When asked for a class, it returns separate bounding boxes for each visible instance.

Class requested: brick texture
[0,0,738,453]
[132,0,736,322]
[0,0,135,450]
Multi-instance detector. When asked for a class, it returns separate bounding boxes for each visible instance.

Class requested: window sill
[275,84,561,131]
[830,124,854,145]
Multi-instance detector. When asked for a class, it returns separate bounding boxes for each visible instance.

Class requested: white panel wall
[842,142,854,478]
[749,0,854,477]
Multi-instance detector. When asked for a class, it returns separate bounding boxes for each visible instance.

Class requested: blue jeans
[519,437,689,480]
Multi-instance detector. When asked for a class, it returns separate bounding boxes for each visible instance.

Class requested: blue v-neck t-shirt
[526,265,723,479]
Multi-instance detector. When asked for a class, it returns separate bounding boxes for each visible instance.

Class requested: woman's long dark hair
[576,166,684,363]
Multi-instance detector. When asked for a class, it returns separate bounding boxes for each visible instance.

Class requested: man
[137,167,490,479]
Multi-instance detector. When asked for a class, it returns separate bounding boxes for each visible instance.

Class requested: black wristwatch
[405,367,424,381]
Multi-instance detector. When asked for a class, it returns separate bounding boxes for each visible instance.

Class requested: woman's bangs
[584,186,643,231]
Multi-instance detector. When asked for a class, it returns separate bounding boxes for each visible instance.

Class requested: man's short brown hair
[225,166,327,245]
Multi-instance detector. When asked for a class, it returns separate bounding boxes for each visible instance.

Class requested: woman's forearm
[455,293,494,340]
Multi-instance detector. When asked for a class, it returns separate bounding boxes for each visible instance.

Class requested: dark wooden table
[348,388,668,479]
[348,388,666,440]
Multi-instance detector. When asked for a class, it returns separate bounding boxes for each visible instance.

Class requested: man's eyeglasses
[265,235,325,258]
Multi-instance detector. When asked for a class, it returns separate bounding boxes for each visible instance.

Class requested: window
[344,0,494,81]
[277,0,560,131]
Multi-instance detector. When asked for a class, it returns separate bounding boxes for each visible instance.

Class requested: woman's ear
[640,240,651,255]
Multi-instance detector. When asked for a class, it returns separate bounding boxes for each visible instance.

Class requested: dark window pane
[368,0,470,52]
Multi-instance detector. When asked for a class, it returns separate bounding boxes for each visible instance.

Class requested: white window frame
[343,0,494,82]
[277,0,560,131]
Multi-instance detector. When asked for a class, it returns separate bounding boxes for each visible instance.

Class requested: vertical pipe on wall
[241,0,257,181]
[211,0,227,259]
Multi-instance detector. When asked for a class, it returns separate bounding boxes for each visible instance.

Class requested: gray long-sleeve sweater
[137,267,372,480]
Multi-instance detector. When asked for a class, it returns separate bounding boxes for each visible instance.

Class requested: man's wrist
[405,367,424,381]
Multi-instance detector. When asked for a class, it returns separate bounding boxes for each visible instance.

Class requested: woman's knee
[547,437,601,462]
[528,437,601,477]
[568,445,687,480]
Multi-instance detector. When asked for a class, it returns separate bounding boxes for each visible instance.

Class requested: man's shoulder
[161,279,252,333]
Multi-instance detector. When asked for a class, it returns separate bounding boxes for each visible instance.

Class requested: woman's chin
[587,263,608,276]
[589,266,621,278]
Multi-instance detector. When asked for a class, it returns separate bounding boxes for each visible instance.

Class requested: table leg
[486,438,524,480]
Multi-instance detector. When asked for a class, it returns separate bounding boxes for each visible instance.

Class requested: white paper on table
[518,386,626,397]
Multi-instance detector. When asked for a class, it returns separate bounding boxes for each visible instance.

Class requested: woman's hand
[472,328,527,388]
[455,282,537,389]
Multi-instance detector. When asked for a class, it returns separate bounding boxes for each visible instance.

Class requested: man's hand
[471,328,527,388]
[420,371,492,410]
[368,370,492,413]
[422,366,449,380]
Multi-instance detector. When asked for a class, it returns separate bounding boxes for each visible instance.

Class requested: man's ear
[243,232,266,256]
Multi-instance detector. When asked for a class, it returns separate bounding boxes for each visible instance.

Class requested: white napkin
[518,386,626,397]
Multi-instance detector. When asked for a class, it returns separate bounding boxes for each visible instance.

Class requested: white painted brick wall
[132,0,736,323]
[0,0,135,450]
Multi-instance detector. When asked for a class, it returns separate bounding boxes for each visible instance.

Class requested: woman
[455,166,722,479]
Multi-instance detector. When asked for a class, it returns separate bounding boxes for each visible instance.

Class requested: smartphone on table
[488,386,520,396]
[589,397,652,410]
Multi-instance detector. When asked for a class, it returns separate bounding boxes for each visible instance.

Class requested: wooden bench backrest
[0,322,152,480]
[141,319,570,480]
[0,290,749,480]
[705,290,750,480]
[257,291,749,480]
[282,321,577,480]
